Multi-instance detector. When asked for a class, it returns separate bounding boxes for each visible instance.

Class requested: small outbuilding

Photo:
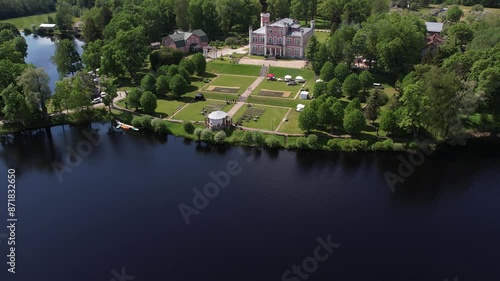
[299,91,309,100]
[39,23,56,30]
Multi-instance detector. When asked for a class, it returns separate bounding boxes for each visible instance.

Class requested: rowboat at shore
[116,120,139,131]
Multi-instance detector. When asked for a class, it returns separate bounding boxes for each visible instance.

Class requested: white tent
[295,76,304,80]
[296,104,305,112]
[208,110,228,126]
[300,91,309,100]
[284,75,292,81]
[316,79,323,83]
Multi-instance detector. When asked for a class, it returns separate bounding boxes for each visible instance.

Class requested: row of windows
[251,46,301,55]
[252,36,301,45]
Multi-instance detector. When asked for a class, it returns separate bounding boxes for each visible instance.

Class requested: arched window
[273,37,277,44]
[268,37,272,43]
[278,38,282,44]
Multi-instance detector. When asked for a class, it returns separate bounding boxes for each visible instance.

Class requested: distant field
[0,13,56,29]
[428,4,500,14]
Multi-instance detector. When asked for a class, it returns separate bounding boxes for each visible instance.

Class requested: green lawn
[156,99,188,118]
[268,66,315,81]
[232,105,289,131]
[252,79,304,98]
[247,95,311,108]
[207,60,261,76]
[315,31,331,43]
[0,13,56,29]
[206,74,256,94]
[278,110,303,134]
[173,100,235,122]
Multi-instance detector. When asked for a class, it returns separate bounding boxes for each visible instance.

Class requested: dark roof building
[162,29,209,53]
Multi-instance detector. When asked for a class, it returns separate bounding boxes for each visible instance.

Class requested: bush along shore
[0,109,445,153]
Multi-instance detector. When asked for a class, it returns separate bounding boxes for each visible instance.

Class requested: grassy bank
[0,13,56,29]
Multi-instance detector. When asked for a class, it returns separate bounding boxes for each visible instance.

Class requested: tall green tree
[16,67,51,121]
[298,106,318,133]
[140,91,157,113]
[267,0,291,20]
[141,73,157,94]
[55,1,74,31]
[343,109,365,134]
[191,53,206,75]
[342,73,361,99]
[127,88,143,110]
[447,5,464,22]
[111,26,150,80]
[175,0,190,30]
[169,74,188,98]
[320,61,335,82]
[1,85,30,124]
[82,39,104,71]
[51,39,83,78]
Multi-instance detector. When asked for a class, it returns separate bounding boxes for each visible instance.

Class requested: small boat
[116,120,139,131]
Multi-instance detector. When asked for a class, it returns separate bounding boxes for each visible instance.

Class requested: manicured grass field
[0,13,56,29]
[315,31,330,43]
[252,79,303,98]
[156,99,188,118]
[207,60,261,76]
[247,95,311,108]
[278,110,303,134]
[267,66,316,90]
[173,100,234,122]
[232,105,289,131]
[207,75,256,94]
[268,66,315,81]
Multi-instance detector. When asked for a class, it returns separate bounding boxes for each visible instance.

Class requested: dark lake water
[22,34,84,92]
[0,123,499,281]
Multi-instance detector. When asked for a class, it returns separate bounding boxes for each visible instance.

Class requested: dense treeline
[0,0,56,20]
[304,2,500,143]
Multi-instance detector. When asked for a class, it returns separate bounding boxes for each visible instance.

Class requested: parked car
[268,76,277,81]
[92,97,102,104]
[286,81,298,86]
[373,83,384,89]
[100,92,107,98]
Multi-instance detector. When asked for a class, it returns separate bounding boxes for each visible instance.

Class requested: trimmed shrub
[265,136,281,148]
[151,119,169,134]
[295,137,309,149]
[194,128,203,141]
[201,128,214,141]
[214,131,227,144]
[183,120,195,134]
[307,134,319,149]
[252,131,265,146]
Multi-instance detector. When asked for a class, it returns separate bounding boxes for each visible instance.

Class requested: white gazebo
[207,110,229,127]
[300,91,309,100]
[284,75,292,81]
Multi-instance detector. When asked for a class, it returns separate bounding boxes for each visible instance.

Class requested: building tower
[260,12,271,28]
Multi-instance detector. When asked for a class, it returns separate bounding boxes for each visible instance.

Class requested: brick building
[248,12,314,59]
[161,29,208,53]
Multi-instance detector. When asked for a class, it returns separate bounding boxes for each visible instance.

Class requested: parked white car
[100,92,107,98]
[92,97,102,104]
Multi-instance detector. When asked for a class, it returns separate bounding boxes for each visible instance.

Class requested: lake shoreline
[2,111,500,153]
